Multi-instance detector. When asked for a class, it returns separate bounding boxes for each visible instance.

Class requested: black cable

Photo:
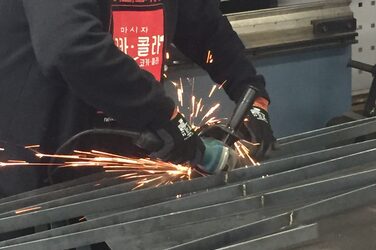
[47,129,143,184]
[54,129,141,156]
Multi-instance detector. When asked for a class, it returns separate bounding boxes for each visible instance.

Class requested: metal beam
[2,138,374,215]
[2,182,375,250]
[216,224,318,250]
[274,119,376,157]
[230,138,376,182]
[3,138,376,216]
[169,184,376,250]
[0,175,137,214]
[0,147,375,234]
[1,166,376,249]
[277,117,376,144]
[0,172,117,203]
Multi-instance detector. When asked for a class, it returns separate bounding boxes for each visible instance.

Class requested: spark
[1,147,195,190]
[170,81,178,87]
[201,103,221,123]
[166,52,170,60]
[177,78,184,107]
[0,148,4,151]
[7,160,27,163]
[15,206,42,215]
[172,78,260,168]
[195,98,202,118]
[218,80,228,90]
[234,141,260,167]
[190,95,196,124]
[208,85,217,98]
[2,74,262,193]
[206,50,214,64]
[35,153,80,160]
[0,162,60,167]
[25,145,40,149]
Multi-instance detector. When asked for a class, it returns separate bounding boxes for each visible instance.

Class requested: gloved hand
[143,112,205,165]
[240,97,276,160]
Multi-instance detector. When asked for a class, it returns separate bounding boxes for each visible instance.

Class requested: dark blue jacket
[0,0,267,195]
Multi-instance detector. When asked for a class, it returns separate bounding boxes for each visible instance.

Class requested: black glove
[240,98,276,160]
[145,113,205,165]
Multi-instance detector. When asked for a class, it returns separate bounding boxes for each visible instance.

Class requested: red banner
[112,7,165,81]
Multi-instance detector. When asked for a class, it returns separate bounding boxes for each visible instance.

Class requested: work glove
[139,112,205,165]
[240,97,276,160]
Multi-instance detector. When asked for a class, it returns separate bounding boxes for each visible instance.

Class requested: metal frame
[1,118,376,249]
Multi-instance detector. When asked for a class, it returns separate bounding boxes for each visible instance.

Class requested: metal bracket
[312,17,357,35]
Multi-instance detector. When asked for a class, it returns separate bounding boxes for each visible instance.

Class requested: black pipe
[348,60,376,76]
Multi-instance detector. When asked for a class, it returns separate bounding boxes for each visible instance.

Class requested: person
[0,0,276,196]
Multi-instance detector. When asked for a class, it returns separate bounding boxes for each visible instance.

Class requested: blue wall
[167,46,352,138]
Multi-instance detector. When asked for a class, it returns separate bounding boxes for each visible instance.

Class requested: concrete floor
[296,205,376,250]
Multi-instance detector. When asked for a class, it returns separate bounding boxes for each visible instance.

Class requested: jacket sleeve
[22,0,175,130]
[174,0,269,103]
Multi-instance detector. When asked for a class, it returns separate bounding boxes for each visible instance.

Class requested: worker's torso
[0,0,180,196]
[0,0,178,152]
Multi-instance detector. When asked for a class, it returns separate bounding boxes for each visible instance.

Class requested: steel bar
[4,138,375,215]
[1,147,375,234]
[1,119,376,249]
[0,174,225,232]
[278,117,376,144]
[2,136,375,218]
[2,165,375,248]
[3,130,375,215]
[274,119,376,157]
[2,181,375,250]
[348,60,376,75]
[3,138,374,217]
[0,175,138,214]
[0,171,118,203]
[230,138,376,182]
[169,184,376,250]
[0,200,307,250]
[106,168,376,249]
[217,224,318,250]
